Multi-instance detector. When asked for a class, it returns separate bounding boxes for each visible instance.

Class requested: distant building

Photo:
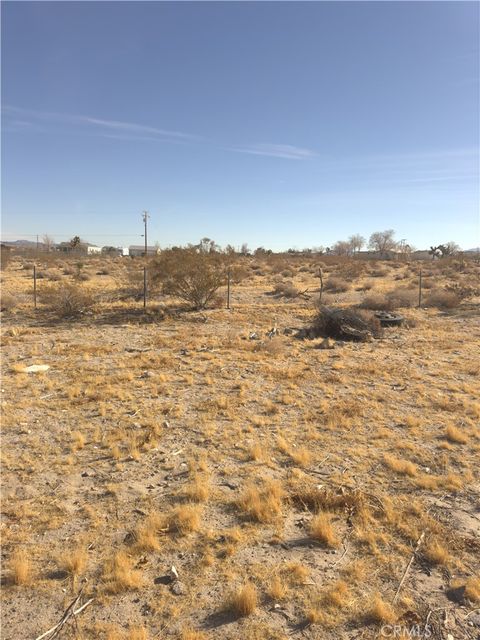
[56,242,101,255]
[56,242,74,253]
[357,250,402,260]
[102,246,129,256]
[129,245,160,257]
[411,250,432,261]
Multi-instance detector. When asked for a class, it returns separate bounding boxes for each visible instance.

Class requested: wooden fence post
[318,268,324,305]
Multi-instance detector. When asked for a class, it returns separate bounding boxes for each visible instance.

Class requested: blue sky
[1,1,479,250]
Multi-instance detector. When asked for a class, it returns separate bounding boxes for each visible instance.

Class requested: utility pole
[142,211,150,257]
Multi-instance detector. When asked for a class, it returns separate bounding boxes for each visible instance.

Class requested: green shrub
[150,248,227,310]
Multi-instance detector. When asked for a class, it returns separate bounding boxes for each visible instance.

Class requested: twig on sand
[34,588,94,640]
[393,531,425,604]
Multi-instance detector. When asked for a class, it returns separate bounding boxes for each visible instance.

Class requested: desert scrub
[425,290,461,309]
[40,282,96,317]
[324,277,350,292]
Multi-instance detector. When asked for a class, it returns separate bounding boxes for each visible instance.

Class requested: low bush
[150,248,227,310]
[359,294,389,310]
[63,266,76,276]
[272,282,299,298]
[386,288,417,308]
[40,283,96,317]
[369,267,389,278]
[306,306,382,342]
[324,277,350,293]
[1,291,17,312]
[337,262,366,280]
[361,288,417,310]
[424,290,461,309]
[445,282,480,300]
[356,280,374,292]
[0,248,11,270]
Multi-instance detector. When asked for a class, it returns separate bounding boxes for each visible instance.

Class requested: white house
[86,245,102,255]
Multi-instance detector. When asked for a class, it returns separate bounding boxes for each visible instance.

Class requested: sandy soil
[1,253,479,640]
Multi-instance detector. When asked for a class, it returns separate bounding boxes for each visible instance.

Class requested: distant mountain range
[2,239,40,246]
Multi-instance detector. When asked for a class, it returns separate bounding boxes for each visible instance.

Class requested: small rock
[318,337,335,350]
[446,585,466,604]
[249,332,259,340]
[18,364,50,373]
[170,580,186,595]
[468,614,480,627]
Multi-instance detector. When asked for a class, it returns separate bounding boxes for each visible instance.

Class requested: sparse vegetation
[150,247,227,309]
[227,582,258,617]
[1,250,479,639]
[40,282,96,317]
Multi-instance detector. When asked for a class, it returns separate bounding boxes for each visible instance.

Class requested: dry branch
[34,590,94,640]
[393,531,425,604]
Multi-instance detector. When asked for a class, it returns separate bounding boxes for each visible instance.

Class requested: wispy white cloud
[2,105,200,142]
[79,116,199,140]
[231,143,316,160]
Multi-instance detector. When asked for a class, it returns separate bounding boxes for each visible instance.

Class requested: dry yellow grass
[237,480,284,523]
[9,550,31,586]
[464,576,480,602]
[367,594,396,624]
[384,454,417,476]
[1,252,479,639]
[424,538,450,566]
[445,423,468,444]
[103,551,144,593]
[227,582,258,616]
[309,511,339,547]
[267,574,289,601]
[60,546,88,577]
[167,504,202,535]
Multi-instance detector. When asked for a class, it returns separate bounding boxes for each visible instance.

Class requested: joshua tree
[69,235,82,249]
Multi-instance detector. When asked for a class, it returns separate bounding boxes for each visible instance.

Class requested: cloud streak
[231,143,317,160]
[2,105,200,142]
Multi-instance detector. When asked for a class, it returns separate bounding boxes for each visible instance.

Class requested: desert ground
[1,251,479,640]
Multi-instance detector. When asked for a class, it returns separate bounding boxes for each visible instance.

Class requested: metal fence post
[143,266,147,309]
[418,269,422,308]
[33,264,37,309]
[227,269,231,309]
